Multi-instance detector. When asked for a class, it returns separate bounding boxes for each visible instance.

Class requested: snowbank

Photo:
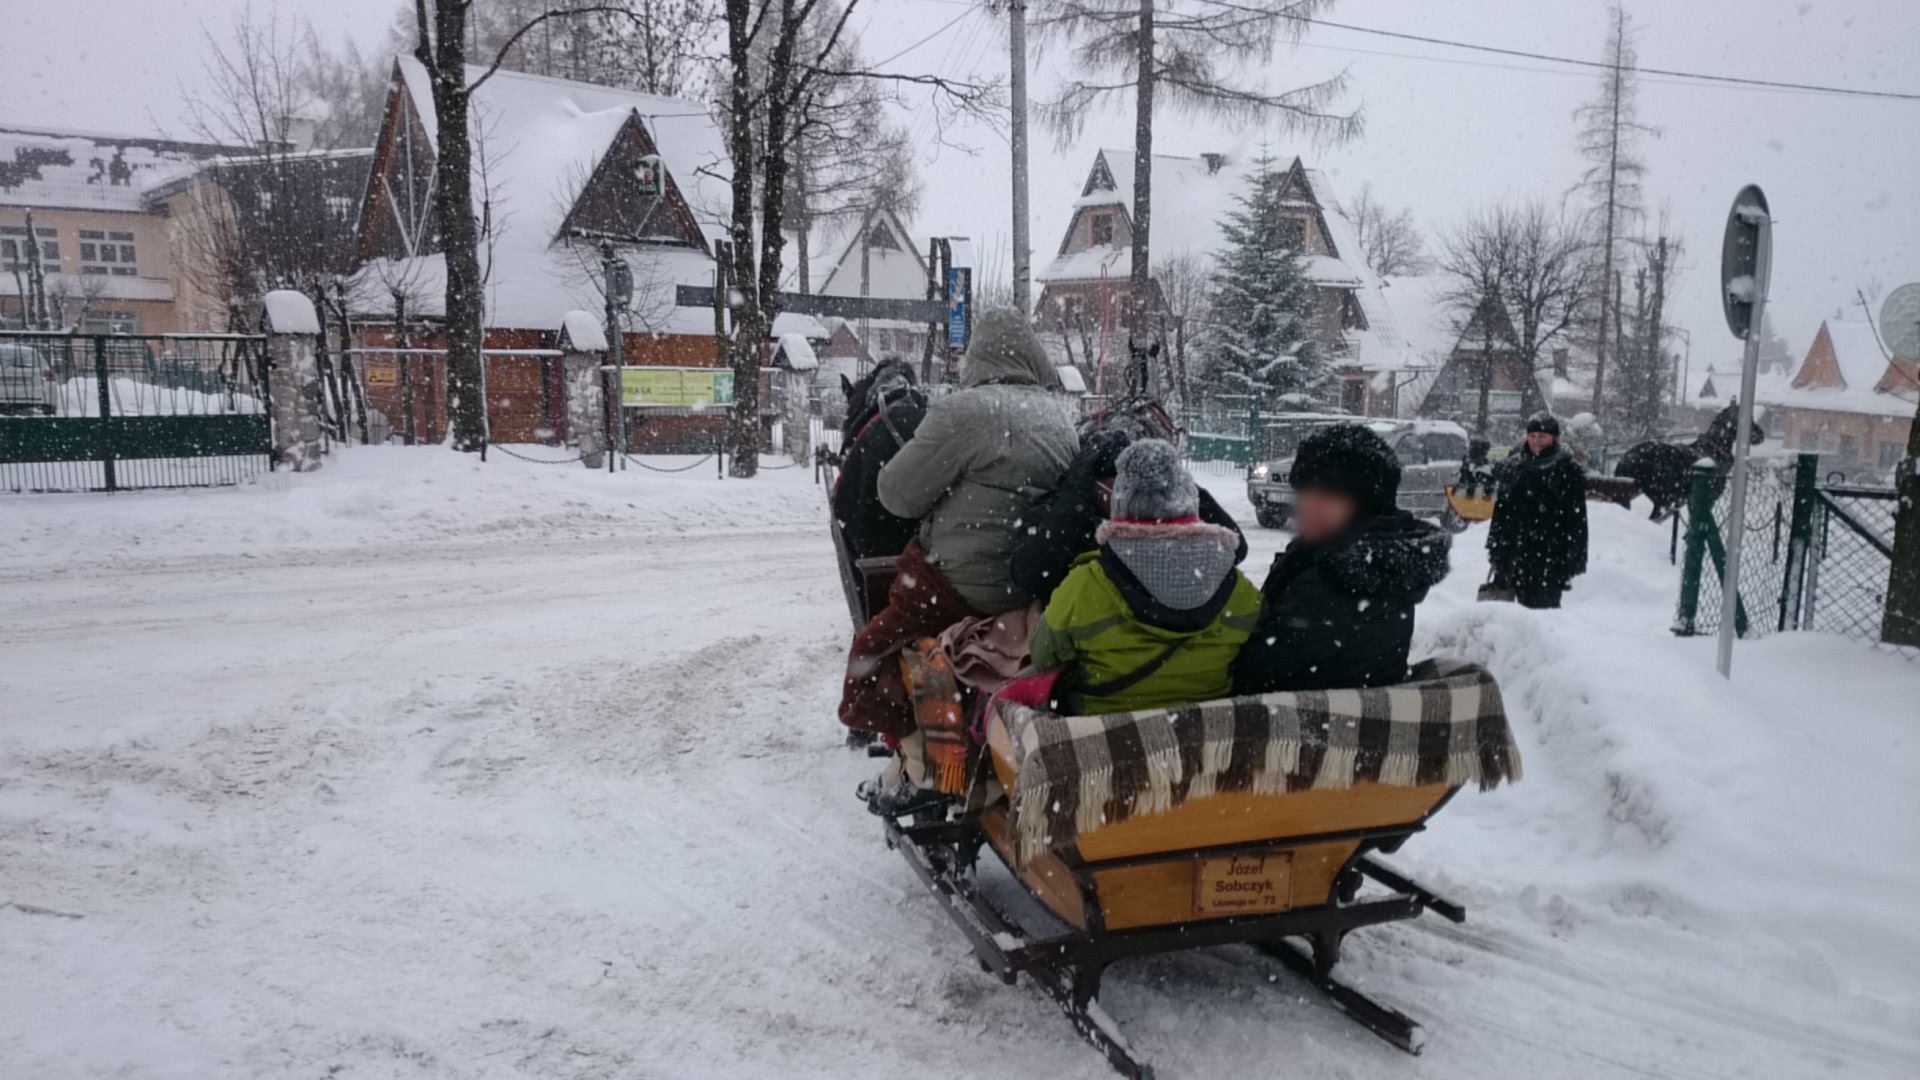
[0,445,826,568]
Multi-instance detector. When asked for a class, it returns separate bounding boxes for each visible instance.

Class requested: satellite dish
[1880,283,1920,360]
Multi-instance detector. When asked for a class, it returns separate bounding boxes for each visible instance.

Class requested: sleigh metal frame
[880,797,1467,1080]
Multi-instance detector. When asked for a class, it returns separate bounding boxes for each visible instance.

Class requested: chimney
[281,116,318,153]
[1201,152,1225,175]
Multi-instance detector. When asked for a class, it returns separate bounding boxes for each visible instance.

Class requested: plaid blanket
[994,658,1521,866]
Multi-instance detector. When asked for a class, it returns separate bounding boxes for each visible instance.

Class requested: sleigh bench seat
[976,659,1520,932]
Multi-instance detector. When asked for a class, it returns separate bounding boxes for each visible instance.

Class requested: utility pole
[603,241,631,471]
[1008,0,1032,313]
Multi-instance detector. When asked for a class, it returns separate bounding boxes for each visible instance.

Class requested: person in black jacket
[1008,428,1247,605]
[1233,424,1452,695]
[1487,412,1589,609]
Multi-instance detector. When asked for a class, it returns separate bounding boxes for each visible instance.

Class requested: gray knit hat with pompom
[1109,438,1199,522]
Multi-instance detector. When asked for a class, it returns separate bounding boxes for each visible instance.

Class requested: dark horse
[1613,400,1765,521]
[831,358,929,560]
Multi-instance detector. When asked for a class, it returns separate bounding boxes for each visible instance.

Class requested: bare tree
[779,9,922,294]
[1345,182,1426,277]
[721,0,994,477]
[470,0,719,96]
[1035,0,1359,332]
[1153,251,1213,410]
[1438,203,1588,435]
[1573,2,1657,418]
[1615,231,1679,438]
[183,11,372,320]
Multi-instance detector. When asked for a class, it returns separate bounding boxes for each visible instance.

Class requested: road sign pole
[1716,214,1770,677]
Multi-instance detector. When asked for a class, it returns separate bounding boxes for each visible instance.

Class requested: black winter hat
[1525,412,1562,436]
[1288,423,1401,517]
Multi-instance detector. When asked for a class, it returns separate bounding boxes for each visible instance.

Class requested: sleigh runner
[875,660,1523,1078]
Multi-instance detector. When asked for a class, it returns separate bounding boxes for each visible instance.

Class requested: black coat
[831,389,926,560]
[1487,443,1589,593]
[1232,512,1451,695]
[1007,454,1247,605]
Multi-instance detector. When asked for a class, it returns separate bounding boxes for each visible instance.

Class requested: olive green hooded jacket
[877,311,1079,612]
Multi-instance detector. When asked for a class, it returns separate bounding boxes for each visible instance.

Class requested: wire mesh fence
[1,331,272,493]
[1678,456,1799,639]
[1804,485,1914,658]
[1675,453,1914,659]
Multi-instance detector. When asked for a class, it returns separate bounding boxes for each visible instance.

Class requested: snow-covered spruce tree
[1202,159,1324,407]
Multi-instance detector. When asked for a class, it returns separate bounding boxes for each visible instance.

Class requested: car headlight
[1250,464,1269,480]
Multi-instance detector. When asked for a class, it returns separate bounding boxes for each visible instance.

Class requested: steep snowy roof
[1376,276,1463,365]
[350,59,730,335]
[1763,319,1915,418]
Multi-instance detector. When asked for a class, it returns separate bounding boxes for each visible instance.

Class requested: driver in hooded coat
[837,309,1080,738]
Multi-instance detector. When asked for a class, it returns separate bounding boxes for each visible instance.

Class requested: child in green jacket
[1028,439,1261,715]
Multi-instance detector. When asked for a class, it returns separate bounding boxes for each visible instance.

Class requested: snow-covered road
[3,448,1915,1079]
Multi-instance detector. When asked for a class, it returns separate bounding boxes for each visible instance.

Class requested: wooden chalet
[347,59,735,449]
[1035,148,1413,414]
[1385,274,1549,440]
[1759,320,1916,483]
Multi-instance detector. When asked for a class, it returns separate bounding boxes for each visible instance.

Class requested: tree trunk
[423,3,489,452]
[724,0,764,477]
[1129,0,1155,335]
[1884,396,1920,646]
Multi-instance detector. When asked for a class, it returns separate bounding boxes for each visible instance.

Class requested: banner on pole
[620,367,734,408]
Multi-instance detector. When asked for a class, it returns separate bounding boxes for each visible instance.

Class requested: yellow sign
[1194,852,1291,916]
[621,367,734,408]
[365,363,398,389]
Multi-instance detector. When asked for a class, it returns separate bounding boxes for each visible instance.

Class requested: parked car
[1247,419,1473,529]
[0,342,58,416]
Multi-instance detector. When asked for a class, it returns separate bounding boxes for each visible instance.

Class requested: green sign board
[620,367,734,408]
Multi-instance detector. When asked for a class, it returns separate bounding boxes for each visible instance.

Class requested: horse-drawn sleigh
[823,385,1523,1076]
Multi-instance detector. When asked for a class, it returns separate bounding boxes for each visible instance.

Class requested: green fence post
[1777,453,1819,631]
[1246,394,1262,470]
[94,335,115,492]
[1673,461,1717,635]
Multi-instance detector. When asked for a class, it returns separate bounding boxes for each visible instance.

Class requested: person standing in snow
[1028,439,1262,715]
[1233,424,1452,695]
[838,309,1079,737]
[1486,412,1589,609]
[1008,426,1247,607]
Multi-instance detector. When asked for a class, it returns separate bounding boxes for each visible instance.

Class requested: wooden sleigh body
[879,663,1519,1079]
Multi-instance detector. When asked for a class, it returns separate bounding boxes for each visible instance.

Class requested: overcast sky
[6,0,1917,368]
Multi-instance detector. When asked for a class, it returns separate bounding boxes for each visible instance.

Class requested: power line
[1187,1,1920,102]
[871,7,976,69]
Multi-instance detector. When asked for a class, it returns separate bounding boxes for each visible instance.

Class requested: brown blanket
[839,541,978,738]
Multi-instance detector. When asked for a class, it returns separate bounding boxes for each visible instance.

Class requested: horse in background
[1613,400,1766,521]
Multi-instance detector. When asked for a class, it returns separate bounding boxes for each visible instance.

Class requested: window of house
[1090,213,1114,246]
[1838,434,1859,462]
[78,229,138,276]
[1276,218,1305,250]
[865,221,900,251]
[1,224,60,270]
[1880,442,1905,469]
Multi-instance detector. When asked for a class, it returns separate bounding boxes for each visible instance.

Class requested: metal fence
[1675,452,1914,658]
[0,331,272,492]
[1803,484,1904,647]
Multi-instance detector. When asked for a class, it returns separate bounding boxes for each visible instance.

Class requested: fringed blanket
[994,658,1522,866]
